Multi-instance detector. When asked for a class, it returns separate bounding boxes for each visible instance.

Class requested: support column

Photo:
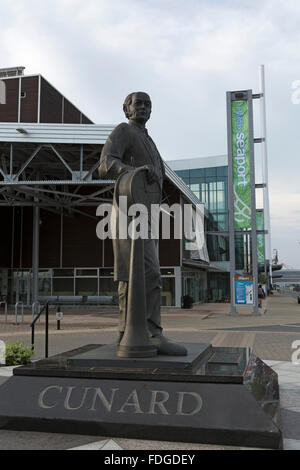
[174,267,182,308]
[247,91,259,315]
[32,202,40,307]
[259,65,272,290]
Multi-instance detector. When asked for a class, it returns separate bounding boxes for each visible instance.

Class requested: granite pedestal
[0,343,282,449]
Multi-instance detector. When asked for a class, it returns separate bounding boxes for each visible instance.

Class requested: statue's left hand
[140,164,156,184]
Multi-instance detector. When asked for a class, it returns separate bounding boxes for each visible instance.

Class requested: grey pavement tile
[284,407,300,413]
[101,440,123,450]
[284,439,300,450]
[0,430,109,450]
[68,440,110,450]
[264,361,285,367]
[280,389,300,409]
[281,409,300,440]
[280,385,300,390]
[278,378,300,385]
[113,438,241,451]
[272,362,300,371]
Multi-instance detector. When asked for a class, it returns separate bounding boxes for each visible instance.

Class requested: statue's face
[127,92,152,124]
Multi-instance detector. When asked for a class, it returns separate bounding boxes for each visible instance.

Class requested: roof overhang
[0,122,115,145]
[182,259,225,272]
[0,122,205,210]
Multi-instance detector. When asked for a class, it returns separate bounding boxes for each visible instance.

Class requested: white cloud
[1,0,300,265]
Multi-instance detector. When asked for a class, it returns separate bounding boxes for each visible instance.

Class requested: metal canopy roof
[0,122,204,211]
[0,123,115,144]
[0,122,209,266]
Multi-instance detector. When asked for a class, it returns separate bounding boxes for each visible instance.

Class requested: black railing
[30,297,117,359]
[30,302,49,358]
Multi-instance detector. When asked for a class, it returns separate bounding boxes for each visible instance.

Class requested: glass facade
[182,270,207,303]
[176,166,228,232]
[0,267,177,307]
[176,165,231,303]
[207,272,230,303]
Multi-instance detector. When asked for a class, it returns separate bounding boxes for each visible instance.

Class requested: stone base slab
[0,343,283,449]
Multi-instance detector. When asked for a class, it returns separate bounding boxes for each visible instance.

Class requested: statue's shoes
[116,332,124,344]
[117,332,187,357]
[151,335,188,356]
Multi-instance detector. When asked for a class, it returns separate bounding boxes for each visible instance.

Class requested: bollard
[56,305,63,330]
[14,302,24,325]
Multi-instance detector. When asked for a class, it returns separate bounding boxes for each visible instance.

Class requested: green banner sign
[256,210,265,264]
[232,100,251,229]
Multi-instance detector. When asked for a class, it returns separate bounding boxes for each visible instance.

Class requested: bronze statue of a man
[99,92,187,356]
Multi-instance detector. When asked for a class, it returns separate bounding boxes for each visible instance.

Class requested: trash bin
[183,295,194,309]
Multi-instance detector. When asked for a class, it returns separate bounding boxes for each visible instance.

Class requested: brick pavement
[0,292,299,361]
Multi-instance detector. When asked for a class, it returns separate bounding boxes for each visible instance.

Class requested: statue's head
[123,92,152,125]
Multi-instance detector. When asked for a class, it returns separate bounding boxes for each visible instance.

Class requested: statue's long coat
[98,122,165,281]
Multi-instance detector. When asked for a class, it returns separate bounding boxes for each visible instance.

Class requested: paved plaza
[0,292,300,450]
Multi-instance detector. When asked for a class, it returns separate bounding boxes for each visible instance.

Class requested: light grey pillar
[259,65,272,289]
[175,266,182,308]
[247,90,259,315]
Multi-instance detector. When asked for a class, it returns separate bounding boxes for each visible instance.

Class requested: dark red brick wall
[0,78,19,122]
[20,76,39,122]
[40,78,63,123]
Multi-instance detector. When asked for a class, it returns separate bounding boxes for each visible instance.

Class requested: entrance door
[16,277,30,306]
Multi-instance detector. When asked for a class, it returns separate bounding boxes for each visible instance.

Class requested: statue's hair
[123,92,151,119]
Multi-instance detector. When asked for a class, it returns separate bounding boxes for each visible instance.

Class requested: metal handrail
[32,301,41,322]
[30,302,49,358]
[15,301,24,325]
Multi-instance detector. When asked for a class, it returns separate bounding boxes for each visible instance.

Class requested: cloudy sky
[1,0,300,268]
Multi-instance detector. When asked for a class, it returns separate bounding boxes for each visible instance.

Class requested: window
[99,268,114,276]
[217,190,225,210]
[205,167,217,177]
[161,268,175,276]
[217,166,227,176]
[76,269,98,277]
[190,183,199,192]
[75,278,98,296]
[53,278,74,295]
[161,278,175,306]
[53,269,74,277]
[177,170,189,179]
[99,278,117,296]
[190,168,204,177]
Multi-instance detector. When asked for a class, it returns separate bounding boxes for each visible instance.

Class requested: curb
[0,365,20,377]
